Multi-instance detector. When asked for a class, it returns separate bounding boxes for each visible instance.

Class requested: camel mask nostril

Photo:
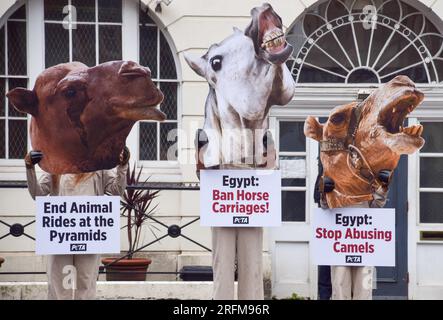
[7,60,165,174]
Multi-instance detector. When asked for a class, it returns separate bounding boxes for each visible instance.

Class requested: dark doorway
[373,155,408,299]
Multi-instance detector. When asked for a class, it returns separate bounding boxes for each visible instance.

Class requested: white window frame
[136,6,182,172]
[0,0,29,170]
[272,116,310,224]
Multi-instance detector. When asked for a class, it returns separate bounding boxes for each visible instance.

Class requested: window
[418,121,443,223]
[279,121,307,222]
[139,9,178,161]
[0,4,28,159]
[287,0,443,84]
[44,0,122,67]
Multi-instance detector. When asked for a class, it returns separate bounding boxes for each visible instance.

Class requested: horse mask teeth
[245,3,293,64]
[6,60,165,174]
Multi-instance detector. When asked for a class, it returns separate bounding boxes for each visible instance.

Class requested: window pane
[159,82,177,120]
[282,191,305,222]
[279,121,305,152]
[45,23,69,67]
[139,122,157,160]
[160,122,177,161]
[139,9,155,25]
[8,78,27,117]
[280,155,306,185]
[420,158,443,188]
[420,193,443,223]
[99,25,122,63]
[0,78,4,117]
[72,0,95,22]
[10,4,26,20]
[0,27,4,75]
[160,32,177,79]
[98,0,122,23]
[139,25,157,79]
[420,122,443,153]
[72,24,96,67]
[8,119,27,159]
[44,0,68,21]
[8,21,27,75]
[0,120,4,158]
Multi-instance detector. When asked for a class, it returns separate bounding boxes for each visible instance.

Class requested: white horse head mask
[185,3,296,167]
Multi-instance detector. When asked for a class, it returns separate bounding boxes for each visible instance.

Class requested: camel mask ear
[6,88,38,116]
[304,116,323,141]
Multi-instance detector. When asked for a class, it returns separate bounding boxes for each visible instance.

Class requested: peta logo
[70,243,87,252]
[345,255,362,264]
[233,217,249,225]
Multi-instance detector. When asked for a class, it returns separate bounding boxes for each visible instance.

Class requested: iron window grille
[0,4,28,160]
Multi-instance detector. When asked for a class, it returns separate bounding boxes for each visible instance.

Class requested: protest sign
[200,170,281,227]
[312,208,395,266]
[36,196,120,255]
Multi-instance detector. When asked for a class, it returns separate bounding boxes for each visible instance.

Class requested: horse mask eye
[210,56,223,72]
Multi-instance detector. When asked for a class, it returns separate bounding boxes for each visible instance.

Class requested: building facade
[0,0,443,299]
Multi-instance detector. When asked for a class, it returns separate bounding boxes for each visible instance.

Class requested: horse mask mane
[7,61,165,174]
[185,3,296,168]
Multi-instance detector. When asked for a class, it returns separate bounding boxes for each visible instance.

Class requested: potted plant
[101,164,160,281]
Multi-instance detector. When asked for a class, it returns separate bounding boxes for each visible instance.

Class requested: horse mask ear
[304,116,323,141]
[6,88,38,116]
[184,52,206,78]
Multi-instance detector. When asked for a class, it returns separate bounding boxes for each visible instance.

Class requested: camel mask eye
[330,112,346,125]
[64,88,76,98]
[210,55,223,72]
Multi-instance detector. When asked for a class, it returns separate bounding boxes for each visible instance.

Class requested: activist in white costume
[186,3,295,299]
[305,76,425,299]
[25,147,129,300]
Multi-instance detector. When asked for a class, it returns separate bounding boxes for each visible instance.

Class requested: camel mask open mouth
[245,3,293,64]
[376,81,425,154]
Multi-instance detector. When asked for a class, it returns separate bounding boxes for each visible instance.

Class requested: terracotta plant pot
[0,257,4,268]
[101,257,152,281]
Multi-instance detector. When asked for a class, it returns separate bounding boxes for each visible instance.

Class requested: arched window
[287,0,443,84]
[0,3,28,159]
[138,8,178,162]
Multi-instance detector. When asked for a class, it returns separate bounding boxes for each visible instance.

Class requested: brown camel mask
[304,75,425,208]
[7,61,165,174]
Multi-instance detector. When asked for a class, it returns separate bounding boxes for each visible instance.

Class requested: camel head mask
[304,75,425,208]
[185,3,295,167]
[7,60,165,174]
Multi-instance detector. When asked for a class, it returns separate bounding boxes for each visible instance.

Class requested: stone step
[0,281,238,300]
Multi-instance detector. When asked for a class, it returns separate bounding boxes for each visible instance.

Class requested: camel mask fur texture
[304,75,425,208]
[184,3,295,167]
[7,61,165,174]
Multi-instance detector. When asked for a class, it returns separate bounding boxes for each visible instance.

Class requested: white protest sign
[200,170,281,227]
[36,196,120,255]
[311,208,395,266]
